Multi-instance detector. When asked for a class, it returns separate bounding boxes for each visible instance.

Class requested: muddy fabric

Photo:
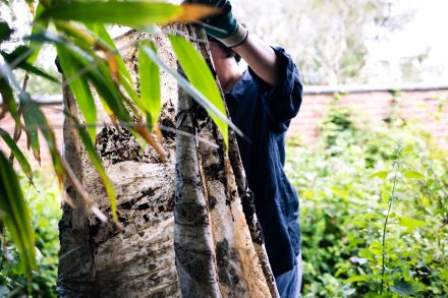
[225,47,303,276]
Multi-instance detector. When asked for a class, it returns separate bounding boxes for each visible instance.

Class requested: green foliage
[0,152,36,280]
[286,106,448,297]
[139,40,161,131]
[0,173,61,297]
[39,1,184,26]
[0,128,33,182]
[56,44,96,141]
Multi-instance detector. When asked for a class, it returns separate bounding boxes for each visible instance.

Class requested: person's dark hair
[208,36,241,63]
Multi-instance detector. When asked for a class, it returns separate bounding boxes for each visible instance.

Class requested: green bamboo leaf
[39,1,219,26]
[56,45,97,141]
[86,24,142,112]
[1,46,59,83]
[0,150,36,278]
[76,121,118,223]
[25,30,132,123]
[88,60,132,123]
[39,1,182,26]
[139,40,161,130]
[28,3,48,65]
[22,100,64,181]
[86,23,132,82]
[0,76,19,122]
[21,103,41,163]
[168,34,228,146]
[141,45,242,140]
[0,128,33,182]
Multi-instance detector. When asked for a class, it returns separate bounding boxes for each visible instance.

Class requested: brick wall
[289,89,448,147]
[1,88,448,166]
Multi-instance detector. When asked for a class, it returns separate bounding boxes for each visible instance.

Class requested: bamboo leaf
[141,44,243,140]
[28,3,48,65]
[39,1,219,27]
[74,120,118,222]
[168,34,228,146]
[173,3,220,23]
[25,31,132,123]
[0,76,19,122]
[0,128,33,182]
[40,1,182,26]
[21,104,41,163]
[22,100,64,181]
[139,40,161,130]
[1,46,59,83]
[87,60,132,123]
[86,23,132,82]
[0,150,36,278]
[86,24,142,112]
[56,45,97,141]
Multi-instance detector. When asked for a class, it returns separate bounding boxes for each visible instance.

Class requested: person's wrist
[217,22,248,48]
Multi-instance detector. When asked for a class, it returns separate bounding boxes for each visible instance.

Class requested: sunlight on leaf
[139,40,161,131]
[399,216,426,232]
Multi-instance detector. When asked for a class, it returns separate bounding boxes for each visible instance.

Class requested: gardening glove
[196,0,248,48]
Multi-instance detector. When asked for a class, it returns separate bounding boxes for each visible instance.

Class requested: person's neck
[215,59,243,93]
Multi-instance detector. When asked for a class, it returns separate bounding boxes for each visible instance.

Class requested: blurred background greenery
[0,175,60,297]
[286,102,448,297]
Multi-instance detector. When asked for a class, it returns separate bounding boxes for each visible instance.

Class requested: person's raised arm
[201,0,281,86]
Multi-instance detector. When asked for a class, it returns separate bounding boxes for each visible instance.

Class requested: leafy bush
[287,105,448,297]
[0,174,61,297]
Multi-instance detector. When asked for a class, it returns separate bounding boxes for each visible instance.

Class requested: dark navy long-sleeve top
[225,47,303,276]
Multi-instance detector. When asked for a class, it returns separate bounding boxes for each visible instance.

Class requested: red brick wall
[288,90,448,147]
[2,89,448,166]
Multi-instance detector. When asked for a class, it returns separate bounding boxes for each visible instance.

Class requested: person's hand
[194,0,248,48]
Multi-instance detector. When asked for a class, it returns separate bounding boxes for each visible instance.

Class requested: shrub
[287,106,448,297]
[0,173,61,297]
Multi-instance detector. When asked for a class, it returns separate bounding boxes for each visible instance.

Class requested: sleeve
[248,47,304,130]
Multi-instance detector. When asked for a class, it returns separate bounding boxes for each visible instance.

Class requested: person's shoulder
[228,68,259,96]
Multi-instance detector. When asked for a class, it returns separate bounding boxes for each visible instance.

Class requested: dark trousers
[274,253,302,298]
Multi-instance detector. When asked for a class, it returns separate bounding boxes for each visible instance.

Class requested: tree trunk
[58,26,278,297]
[174,24,278,298]
[58,30,181,297]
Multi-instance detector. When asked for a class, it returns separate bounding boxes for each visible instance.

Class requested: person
[199,0,304,297]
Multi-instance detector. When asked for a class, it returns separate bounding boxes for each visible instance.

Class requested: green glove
[200,0,248,48]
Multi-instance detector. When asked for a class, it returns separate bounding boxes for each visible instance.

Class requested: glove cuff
[218,23,249,48]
